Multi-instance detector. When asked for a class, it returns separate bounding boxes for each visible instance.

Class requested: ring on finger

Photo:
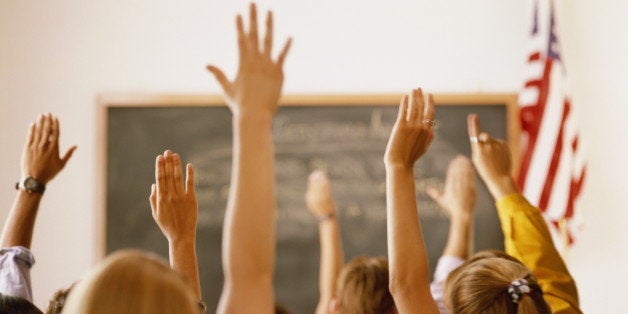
[422,119,436,127]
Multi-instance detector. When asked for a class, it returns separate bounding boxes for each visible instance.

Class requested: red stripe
[565,167,587,218]
[538,100,571,211]
[525,79,542,89]
[517,59,554,190]
[529,52,541,62]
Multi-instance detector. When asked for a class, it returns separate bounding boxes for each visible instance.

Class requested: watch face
[25,178,38,190]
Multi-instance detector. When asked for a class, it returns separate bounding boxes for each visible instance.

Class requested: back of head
[335,256,394,314]
[46,282,75,314]
[0,293,43,314]
[61,249,197,314]
[445,256,551,314]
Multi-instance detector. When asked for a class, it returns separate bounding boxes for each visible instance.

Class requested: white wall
[0,0,624,311]
[556,1,628,312]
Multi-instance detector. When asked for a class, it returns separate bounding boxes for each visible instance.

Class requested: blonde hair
[335,256,395,314]
[445,252,550,314]
[61,249,197,314]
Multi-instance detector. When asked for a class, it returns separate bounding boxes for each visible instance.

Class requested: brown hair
[445,252,551,314]
[335,256,395,314]
[46,283,75,314]
[61,249,197,314]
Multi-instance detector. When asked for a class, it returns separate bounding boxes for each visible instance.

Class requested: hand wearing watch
[15,177,46,194]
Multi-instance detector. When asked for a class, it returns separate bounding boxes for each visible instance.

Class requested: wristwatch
[15,176,46,194]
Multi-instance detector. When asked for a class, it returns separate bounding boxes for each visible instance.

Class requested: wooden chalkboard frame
[95,93,519,261]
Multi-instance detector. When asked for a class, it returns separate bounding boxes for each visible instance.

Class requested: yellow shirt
[496,194,582,314]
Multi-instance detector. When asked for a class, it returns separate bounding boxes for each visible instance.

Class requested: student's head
[274,303,291,314]
[61,249,197,314]
[0,293,42,314]
[333,256,395,314]
[46,283,76,314]
[445,252,551,314]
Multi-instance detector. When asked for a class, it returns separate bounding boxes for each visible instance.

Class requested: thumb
[61,146,78,165]
[206,65,232,94]
[426,187,443,203]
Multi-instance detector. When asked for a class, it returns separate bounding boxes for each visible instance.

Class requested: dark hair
[274,303,291,314]
[0,293,43,314]
[46,283,76,314]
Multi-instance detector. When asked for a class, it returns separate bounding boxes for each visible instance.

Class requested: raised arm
[1,114,76,248]
[426,156,476,313]
[384,89,439,314]
[149,150,201,302]
[305,170,344,314]
[467,114,581,313]
[206,3,291,313]
[427,155,476,259]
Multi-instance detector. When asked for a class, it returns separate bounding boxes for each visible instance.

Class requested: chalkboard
[98,94,519,313]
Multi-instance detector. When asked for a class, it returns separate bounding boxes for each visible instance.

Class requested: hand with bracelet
[305,170,345,314]
[18,113,77,195]
[0,114,76,308]
[2,113,77,249]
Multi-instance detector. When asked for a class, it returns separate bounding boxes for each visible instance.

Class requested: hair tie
[507,278,531,303]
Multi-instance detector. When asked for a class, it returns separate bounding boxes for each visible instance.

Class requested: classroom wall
[0,0,625,311]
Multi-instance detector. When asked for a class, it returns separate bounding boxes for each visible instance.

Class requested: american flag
[518,0,587,247]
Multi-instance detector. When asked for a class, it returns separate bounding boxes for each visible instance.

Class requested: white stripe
[519,87,540,106]
[545,118,572,220]
[523,61,545,81]
[522,64,566,206]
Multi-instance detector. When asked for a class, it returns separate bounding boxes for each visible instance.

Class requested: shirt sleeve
[430,255,465,314]
[0,246,35,301]
[496,193,582,314]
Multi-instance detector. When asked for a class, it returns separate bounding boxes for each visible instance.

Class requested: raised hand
[21,113,77,184]
[427,155,476,220]
[384,88,435,169]
[467,114,518,200]
[149,150,201,300]
[305,170,336,219]
[149,150,197,244]
[207,3,292,117]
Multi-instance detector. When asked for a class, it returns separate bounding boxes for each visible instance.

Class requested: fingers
[49,116,60,151]
[185,163,196,196]
[172,153,184,194]
[61,146,77,165]
[236,14,247,59]
[263,11,273,56]
[415,88,425,123]
[248,3,259,51]
[308,169,329,185]
[38,114,51,148]
[206,65,232,94]
[33,115,44,146]
[467,114,480,139]
[478,132,491,143]
[426,187,443,203]
[26,122,36,147]
[163,150,176,192]
[425,94,435,121]
[276,37,292,67]
[150,184,157,213]
[155,155,166,194]
[407,89,420,122]
[407,88,425,123]
[396,95,409,123]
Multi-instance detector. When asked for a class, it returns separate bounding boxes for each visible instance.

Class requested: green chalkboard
[101,94,518,313]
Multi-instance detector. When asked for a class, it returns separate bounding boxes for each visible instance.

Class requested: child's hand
[305,170,336,219]
[427,155,476,221]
